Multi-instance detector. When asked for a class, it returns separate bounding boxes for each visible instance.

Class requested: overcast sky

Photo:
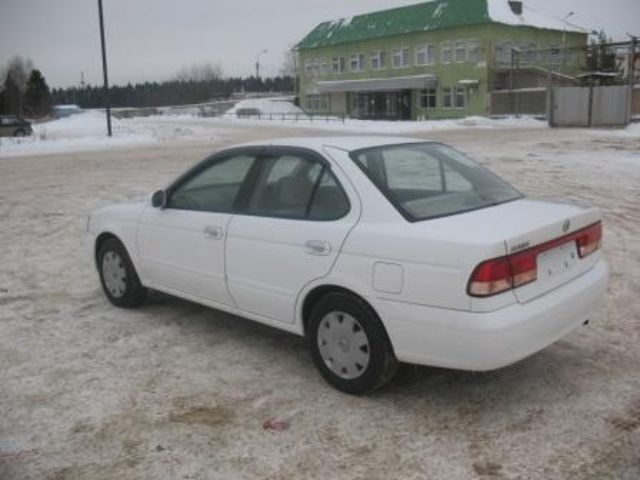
[1,0,638,88]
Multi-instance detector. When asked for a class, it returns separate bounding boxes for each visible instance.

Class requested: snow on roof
[226,97,304,115]
[487,0,588,33]
[53,104,82,110]
[297,0,589,50]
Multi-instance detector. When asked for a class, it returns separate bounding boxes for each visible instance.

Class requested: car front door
[225,147,360,323]
[137,149,259,308]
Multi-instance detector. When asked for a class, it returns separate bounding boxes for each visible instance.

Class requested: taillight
[576,222,602,258]
[508,250,538,287]
[468,221,602,298]
[468,257,512,297]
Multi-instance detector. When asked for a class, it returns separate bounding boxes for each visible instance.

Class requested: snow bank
[0,111,156,157]
[218,114,547,134]
[0,110,220,158]
[13,106,636,159]
[593,122,640,138]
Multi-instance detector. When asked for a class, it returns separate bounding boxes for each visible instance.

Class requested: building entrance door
[353,90,412,120]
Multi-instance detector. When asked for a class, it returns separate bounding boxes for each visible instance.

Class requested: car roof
[231,136,433,153]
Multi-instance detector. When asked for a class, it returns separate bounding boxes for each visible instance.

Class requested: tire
[97,238,147,308]
[308,292,398,394]
[13,129,26,137]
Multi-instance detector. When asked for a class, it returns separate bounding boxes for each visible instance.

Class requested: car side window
[168,154,255,213]
[245,154,349,220]
[308,170,350,220]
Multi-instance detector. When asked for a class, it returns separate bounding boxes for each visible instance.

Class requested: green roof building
[294,0,588,120]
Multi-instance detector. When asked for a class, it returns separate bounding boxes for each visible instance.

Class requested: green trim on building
[297,0,489,50]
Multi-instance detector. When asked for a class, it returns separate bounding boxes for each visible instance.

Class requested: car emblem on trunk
[562,220,571,233]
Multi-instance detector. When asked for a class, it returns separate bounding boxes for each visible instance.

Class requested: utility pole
[98,0,112,136]
[629,36,637,86]
[509,47,515,115]
[628,36,637,124]
[255,49,267,98]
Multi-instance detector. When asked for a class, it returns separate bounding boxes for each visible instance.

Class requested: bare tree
[6,56,34,91]
[279,50,298,77]
[2,56,34,115]
[175,62,223,82]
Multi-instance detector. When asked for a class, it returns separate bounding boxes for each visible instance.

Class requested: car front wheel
[13,129,26,137]
[309,292,398,394]
[98,238,147,308]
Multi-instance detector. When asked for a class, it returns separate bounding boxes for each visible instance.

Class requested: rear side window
[351,143,521,221]
[308,169,350,221]
[245,154,349,220]
[168,154,255,212]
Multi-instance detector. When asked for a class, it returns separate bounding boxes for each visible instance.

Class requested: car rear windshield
[350,142,522,221]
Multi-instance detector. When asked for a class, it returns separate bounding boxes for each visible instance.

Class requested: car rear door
[225,147,360,323]
[136,149,260,307]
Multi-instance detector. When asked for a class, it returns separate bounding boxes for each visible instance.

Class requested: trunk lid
[425,198,602,304]
[502,199,601,303]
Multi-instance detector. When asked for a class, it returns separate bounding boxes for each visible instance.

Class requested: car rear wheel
[98,238,147,308]
[309,292,398,394]
[13,129,26,137]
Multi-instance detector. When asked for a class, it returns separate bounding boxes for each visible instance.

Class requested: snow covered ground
[0,110,224,158]
[0,105,637,159]
[0,122,639,479]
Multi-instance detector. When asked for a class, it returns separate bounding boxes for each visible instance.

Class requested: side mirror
[151,190,166,209]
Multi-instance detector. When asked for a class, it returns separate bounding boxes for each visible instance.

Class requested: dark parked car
[0,116,33,137]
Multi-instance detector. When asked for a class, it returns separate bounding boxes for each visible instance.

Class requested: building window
[305,60,313,76]
[312,59,321,76]
[467,40,481,63]
[350,53,365,72]
[442,87,453,108]
[416,45,436,66]
[420,88,437,108]
[455,87,466,108]
[495,41,513,65]
[332,57,346,74]
[454,41,467,63]
[522,43,537,64]
[319,58,330,75]
[370,50,386,70]
[392,48,410,68]
[549,45,561,66]
[306,94,330,111]
[441,42,452,64]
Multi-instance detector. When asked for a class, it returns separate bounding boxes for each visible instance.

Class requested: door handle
[203,225,223,240]
[304,240,331,256]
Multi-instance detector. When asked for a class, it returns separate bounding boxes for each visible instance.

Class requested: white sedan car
[86,137,608,393]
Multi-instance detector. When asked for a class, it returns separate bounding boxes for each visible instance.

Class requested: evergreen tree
[2,73,22,116]
[24,69,52,117]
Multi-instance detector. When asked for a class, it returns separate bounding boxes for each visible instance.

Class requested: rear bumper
[376,260,609,371]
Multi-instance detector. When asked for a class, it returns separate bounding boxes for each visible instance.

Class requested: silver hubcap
[317,311,370,380]
[102,251,127,298]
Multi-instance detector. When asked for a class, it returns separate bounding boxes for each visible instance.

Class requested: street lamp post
[98,0,112,137]
[255,49,268,98]
[559,12,575,73]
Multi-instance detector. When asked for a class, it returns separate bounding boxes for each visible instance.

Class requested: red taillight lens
[509,250,538,287]
[468,221,602,298]
[576,222,602,258]
[468,257,512,297]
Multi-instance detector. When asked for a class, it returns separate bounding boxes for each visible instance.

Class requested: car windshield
[350,142,522,221]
